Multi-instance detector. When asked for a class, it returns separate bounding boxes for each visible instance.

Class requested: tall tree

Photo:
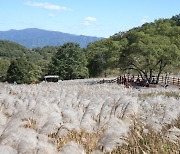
[6,58,42,84]
[48,43,89,80]
[86,39,121,77]
[0,58,10,81]
[119,32,180,83]
[171,14,180,26]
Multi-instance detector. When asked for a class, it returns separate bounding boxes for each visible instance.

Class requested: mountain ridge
[0,28,103,48]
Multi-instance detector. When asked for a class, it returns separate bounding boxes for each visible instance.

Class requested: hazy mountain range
[0,28,103,48]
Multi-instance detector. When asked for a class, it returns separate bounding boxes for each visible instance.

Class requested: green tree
[33,46,58,61]
[88,52,106,77]
[6,58,42,84]
[119,32,180,83]
[0,40,28,59]
[48,43,89,80]
[86,39,121,77]
[171,14,180,26]
[0,58,10,81]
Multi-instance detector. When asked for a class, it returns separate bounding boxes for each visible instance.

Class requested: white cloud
[141,16,149,23]
[48,14,56,17]
[24,1,71,11]
[83,21,91,26]
[82,16,98,26]
[85,17,97,22]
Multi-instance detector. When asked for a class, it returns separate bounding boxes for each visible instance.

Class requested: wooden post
[128,75,130,82]
[173,77,175,84]
[167,77,169,84]
[165,73,168,85]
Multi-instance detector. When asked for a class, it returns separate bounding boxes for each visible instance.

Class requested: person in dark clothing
[123,77,127,85]
[136,77,140,85]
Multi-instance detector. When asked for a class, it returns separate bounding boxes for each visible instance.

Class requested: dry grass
[138,91,180,100]
[46,118,180,154]
[1,82,179,153]
[111,118,180,154]
[21,118,36,130]
[48,129,104,154]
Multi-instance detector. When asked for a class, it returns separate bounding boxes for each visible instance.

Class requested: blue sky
[0,0,180,37]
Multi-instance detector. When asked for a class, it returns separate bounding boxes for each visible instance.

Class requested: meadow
[0,79,179,154]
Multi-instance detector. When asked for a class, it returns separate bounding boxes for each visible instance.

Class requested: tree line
[0,14,180,84]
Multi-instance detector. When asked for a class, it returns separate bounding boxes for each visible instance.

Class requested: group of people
[117,76,149,87]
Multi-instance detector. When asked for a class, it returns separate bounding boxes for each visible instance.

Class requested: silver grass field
[0,79,179,154]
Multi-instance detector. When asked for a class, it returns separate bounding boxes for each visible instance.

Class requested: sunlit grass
[0,80,179,153]
[138,91,180,100]
[112,118,180,154]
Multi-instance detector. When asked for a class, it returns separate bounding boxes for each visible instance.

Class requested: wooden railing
[98,78,117,84]
[158,76,180,85]
[98,75,180,86]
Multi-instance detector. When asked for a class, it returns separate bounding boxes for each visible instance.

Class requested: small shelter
[44,75,59,82]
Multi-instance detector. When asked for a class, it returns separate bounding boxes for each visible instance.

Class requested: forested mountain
[0,28,103,48]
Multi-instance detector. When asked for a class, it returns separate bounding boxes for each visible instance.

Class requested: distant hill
[0,40,29,58]
[0,28,103,48]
